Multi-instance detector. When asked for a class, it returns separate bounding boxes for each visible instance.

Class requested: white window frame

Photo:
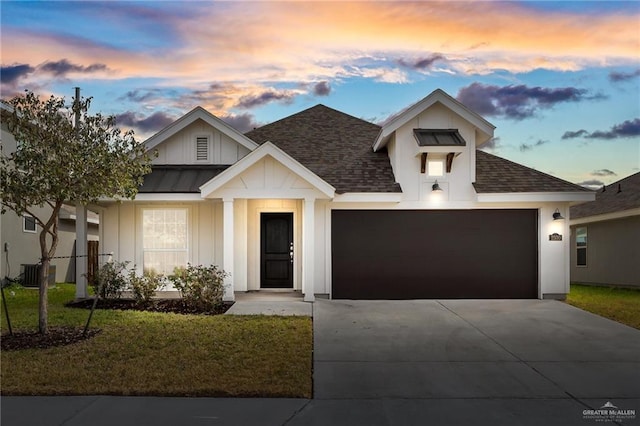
[23,214,37,233]
[195,135,210,162]
[141,207,190,275]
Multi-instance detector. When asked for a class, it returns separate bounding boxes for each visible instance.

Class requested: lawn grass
[566,283,640,330]
[1,284,312,397]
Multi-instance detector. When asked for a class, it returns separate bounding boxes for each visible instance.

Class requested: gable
[373,89,495,152]
[145,107,257,165]
[200,141,335,199]
[153,118,251,165]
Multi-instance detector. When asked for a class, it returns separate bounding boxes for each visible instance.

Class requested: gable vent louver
[196,136,209,161]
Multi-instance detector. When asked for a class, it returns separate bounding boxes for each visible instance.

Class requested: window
[427,160,444,177]
[576,227,587,267]
[23,215,36,233]
[142,209,188,275]
[196,136,209,161]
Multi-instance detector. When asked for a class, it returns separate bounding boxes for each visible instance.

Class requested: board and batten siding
[153,119,250,165]
[100,201,223,276]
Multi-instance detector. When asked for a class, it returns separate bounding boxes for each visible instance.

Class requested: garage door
[331,209,538,299]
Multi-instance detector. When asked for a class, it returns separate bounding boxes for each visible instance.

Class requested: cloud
[38,59,108,77]
[1,63,35,84]
[456,83,591,119]
[591,169,617,177]
[609,69,640,82]
[118,90,159,103]
[519,139,549,152]
[562,118,640,140]
[577,179,604,190]
[220,113,262,133]
[561,129,589,140]
[398,54,446,70]
[313,81,331,96]
[114,111,175,133]
[480,136,501,152]
[235,89,297,109]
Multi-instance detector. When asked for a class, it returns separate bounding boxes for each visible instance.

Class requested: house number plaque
[549,233,562,241]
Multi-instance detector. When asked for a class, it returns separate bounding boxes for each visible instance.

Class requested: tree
[0,90,154,334]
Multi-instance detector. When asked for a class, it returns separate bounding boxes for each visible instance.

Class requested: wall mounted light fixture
[432,180,443,192]
[552,208,565,221]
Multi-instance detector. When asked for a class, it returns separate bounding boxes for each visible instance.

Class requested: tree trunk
[38,257,49,334]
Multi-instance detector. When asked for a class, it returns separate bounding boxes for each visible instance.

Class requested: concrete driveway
[290,299,640,425]
[3,299,639,426]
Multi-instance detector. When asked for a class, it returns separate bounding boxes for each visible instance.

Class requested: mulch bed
[64,298,234,316]
[1,327,101,352]
[1,299,233,352]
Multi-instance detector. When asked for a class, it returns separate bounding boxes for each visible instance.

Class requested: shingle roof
[245,105,401,194]
[570,172,640,219]
[139,165,230,193]
[474,150,591,193]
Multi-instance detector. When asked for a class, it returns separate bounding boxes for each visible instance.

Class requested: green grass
[1,284,312,397]
[566,284,640,330]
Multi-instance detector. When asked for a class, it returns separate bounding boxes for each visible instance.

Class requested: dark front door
[261,213,294,288]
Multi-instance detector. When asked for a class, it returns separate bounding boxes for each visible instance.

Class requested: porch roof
[139,165,230,193]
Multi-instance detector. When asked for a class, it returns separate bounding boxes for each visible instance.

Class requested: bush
[169,264,227,311]
[93,261,129,299]
[128,270,164,305]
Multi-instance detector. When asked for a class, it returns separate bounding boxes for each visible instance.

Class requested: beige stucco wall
[570,215,640,287]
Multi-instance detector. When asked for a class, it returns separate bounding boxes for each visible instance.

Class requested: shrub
[93,261,129,299]
[169,264,227,311]
[128,270,164,305]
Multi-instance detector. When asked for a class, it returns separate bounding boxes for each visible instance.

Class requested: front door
[260,213,294,288]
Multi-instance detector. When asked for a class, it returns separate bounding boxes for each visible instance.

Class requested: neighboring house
[569,172,640,288]
[96,89,594,301]
[0,101,99,285]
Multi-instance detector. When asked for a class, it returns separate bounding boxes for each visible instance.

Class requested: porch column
[302,197,315,302]
[222,198,235,301]
[75,202,88,299]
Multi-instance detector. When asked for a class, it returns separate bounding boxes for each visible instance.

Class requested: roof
[414,129,466,146]
[474,150,592,193]
[139,165,230,193]
[570,172,640,219]
[245,105,401,194]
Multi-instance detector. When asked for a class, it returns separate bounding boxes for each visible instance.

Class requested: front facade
[570,172,640,288]
[97,89,594,301]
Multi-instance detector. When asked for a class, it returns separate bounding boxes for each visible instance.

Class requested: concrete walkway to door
[289,299,640,425]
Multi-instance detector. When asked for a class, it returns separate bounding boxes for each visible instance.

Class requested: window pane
[142,209,188,274]
[577,247,587,266]
[576,227,587,247]
[428,160,444,177]
[23,216,36,232]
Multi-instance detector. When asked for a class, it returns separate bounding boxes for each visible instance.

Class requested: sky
[1,1,639,188]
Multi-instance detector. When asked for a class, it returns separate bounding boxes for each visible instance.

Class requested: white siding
[153,119,250,165]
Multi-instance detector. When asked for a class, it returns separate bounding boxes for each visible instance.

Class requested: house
[0,101,100,285]
[569,172,640,288]
[95,89,594,301]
